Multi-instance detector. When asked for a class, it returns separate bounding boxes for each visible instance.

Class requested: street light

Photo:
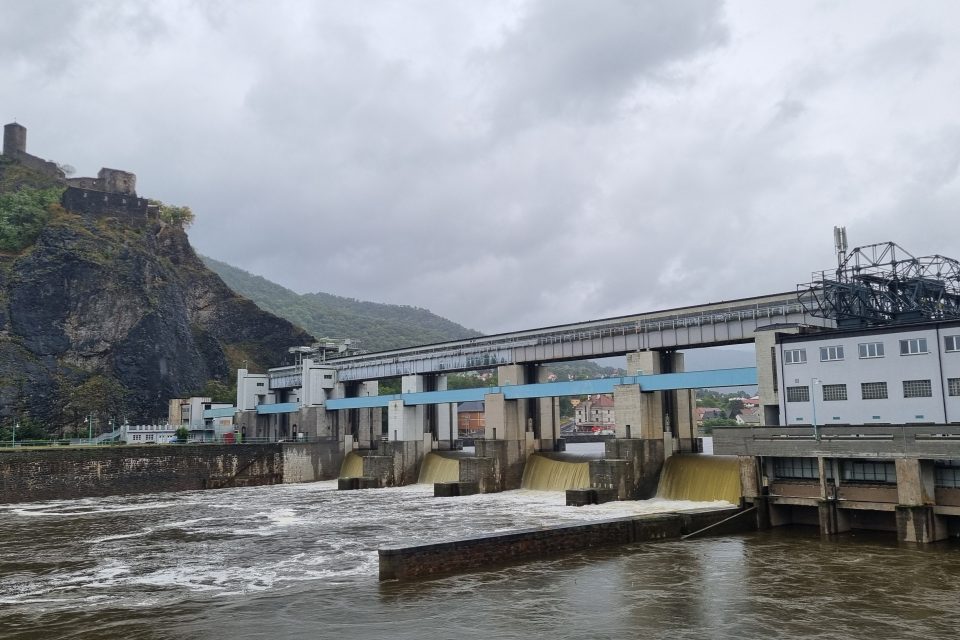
[811,378,821,441]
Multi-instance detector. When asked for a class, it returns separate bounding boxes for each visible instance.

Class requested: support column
[536,366,561,451]
[356,381,379,448]
[481,388,534,491]
[433,375,455,450]
[895,459,947,543]
[670,353,697,452]
[625,351,665,439]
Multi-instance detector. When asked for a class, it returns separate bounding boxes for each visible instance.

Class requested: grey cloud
[2,1,960,336]
[480,0,728,126]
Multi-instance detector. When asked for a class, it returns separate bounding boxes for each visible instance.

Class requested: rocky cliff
[0,155,313,431]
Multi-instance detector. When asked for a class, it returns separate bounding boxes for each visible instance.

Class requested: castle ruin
[2,122,155,220]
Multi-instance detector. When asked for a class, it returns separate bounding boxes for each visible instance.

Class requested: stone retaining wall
[0,440,342,504]
[379,506,746,581]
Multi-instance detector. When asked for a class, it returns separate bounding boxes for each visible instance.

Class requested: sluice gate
[418,452,463,484]
[521,453,592,491]
[339,450,364,478]
[656,455,742,504]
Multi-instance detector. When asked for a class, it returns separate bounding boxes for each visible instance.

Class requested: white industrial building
[775,320,960,425]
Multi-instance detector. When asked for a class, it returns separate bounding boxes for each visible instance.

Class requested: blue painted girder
[324,367,756,410]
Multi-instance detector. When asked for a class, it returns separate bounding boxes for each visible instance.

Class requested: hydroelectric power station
[213,232,960,560]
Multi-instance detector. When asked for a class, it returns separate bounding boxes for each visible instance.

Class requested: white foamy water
[0,481,726,612]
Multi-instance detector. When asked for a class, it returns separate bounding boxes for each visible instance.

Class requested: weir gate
[225,291,835,510]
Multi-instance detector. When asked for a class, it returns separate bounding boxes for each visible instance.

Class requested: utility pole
[87,414,92,443]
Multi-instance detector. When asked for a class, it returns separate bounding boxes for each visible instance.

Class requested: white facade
[776,322,960,425]
[120,424,177,444]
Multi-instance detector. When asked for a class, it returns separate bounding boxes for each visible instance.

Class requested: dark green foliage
[700,418,740,433]
[150,200,195,229]
[202,256,482,351]
[0,185,64,252]
[199,379,235,403]
[175,426,189,443]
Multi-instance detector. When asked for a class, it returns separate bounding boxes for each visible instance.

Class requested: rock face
[0,158,313,427]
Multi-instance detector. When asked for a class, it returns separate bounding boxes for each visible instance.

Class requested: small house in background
[457,400,485,438]
[696,407,725,425]
[574,394,615,431]
[736,407,761,426]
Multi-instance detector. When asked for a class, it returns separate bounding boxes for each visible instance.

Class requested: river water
[1,480,958,640]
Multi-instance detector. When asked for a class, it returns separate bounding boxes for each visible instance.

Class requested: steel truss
[799,242,960,328]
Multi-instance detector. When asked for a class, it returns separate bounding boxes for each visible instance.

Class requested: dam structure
[221,234,960,546]
[226,288,830,502]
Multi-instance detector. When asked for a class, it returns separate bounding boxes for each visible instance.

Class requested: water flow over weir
[656,455,741,504]
[340,451,364,478]
[417,452,466,484]
[520,453,591,491]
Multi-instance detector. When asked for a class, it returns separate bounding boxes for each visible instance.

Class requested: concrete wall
[379,507,744,581]
[0,441,341,504]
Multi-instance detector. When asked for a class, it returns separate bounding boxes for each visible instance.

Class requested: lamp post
[12,421,17,447]
[811,378,821,441]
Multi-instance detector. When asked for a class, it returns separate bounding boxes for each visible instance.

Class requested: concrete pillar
[495,364,530,437]
[669,353,697,452]
[738,455,760,499]
[818,499,850,536]
[484,392,522,441]
[387,399,423,442]
[536,366,561,451]
[433,375,456,450]
[626,351,666,439]
[895,459,946,543]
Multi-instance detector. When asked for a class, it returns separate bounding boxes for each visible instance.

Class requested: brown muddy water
[1,480,958,640]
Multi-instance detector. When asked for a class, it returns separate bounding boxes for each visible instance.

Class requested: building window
[945,336,960,352]
[783,349,806,365]
[819,345,844,362]
[903,379,933,398]
[773,457,819,480]
[900,338,928,355]
[858,342,884,359]
[841,460,897,483]
[786,386,810,402]
[935,461,960,488]
[822,384,847,401]
[861,382,888,400]
[256,382,265,387]
[949,378,960,397]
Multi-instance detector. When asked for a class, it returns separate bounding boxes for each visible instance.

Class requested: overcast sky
[2,1,958,334]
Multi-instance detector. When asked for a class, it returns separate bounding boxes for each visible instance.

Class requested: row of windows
[772,458,899,484]
[783,335,960,365]
[786,378,960,402]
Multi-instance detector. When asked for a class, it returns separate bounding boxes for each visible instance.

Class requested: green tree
[0,185,64,251]
[175,426,189,443]
[151,200,195,229]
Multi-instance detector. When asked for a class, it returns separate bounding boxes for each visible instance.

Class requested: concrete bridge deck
[327,291,830,381]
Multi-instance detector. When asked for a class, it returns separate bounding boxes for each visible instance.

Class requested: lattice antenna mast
[833,226,848,273]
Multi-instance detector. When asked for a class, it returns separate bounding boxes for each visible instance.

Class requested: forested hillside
[202,257,482,351]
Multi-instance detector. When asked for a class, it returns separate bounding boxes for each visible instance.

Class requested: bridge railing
[713,425,960,459]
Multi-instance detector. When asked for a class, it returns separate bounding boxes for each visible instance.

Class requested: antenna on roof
[833,226,848,270]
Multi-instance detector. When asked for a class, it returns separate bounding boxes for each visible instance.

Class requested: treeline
[202,256,482,352]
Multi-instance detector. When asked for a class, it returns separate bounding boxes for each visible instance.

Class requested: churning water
[1,480,959,640]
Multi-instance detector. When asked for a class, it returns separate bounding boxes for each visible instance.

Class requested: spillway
[521,453,591,491]
[656,455,741,504]
[340,450,364,478]
[417,451,464,484]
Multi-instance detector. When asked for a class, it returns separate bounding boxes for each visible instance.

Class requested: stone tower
[3,122,27,157]
[97,168,137,196]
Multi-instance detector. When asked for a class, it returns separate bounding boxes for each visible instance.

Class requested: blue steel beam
[324,367,756,410]
[203,407,237,419]
[256,402,300,415]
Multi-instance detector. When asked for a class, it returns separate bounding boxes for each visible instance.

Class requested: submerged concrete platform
[378,506,747,581]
